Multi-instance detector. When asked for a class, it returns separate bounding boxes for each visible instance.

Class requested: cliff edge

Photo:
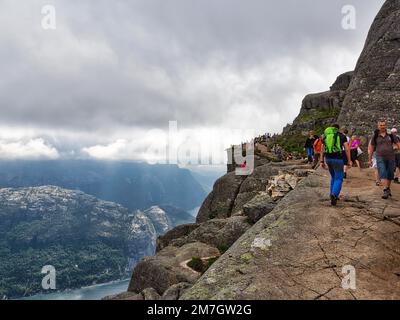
[181,169,400,299]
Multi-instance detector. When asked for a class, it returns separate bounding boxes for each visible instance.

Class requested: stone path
[181,168,400,300]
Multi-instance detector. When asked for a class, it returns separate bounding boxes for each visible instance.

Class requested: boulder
[156,223,199,252]
[243,193,276,223]
[196,172,246,223]
[128,242,220,295]
[165,216,251,251]
[161,282,192,300]
[142,288,161,300]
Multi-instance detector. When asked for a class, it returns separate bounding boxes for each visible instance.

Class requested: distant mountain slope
[0,186,194,299]
[186,166,226,193]
[0,160,206,211]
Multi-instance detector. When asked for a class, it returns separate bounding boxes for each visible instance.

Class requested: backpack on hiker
[372,130,395,146]
[313,137,323,153]
[323,127,342,154]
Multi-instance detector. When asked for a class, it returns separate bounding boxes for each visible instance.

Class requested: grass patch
[187,256,220,274]
[297,108,340,123]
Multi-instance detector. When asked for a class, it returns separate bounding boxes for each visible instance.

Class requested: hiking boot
[394,178,400,184]
[376,181,381,186]
[382,188,391,200]
[330,194,338,206]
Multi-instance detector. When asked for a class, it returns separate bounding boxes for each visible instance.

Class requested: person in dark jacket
[304,131,318,163]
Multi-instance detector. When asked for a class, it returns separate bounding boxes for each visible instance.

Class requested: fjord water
[21,279,130,300]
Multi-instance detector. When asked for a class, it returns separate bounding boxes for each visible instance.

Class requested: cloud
[82,139,127,160]
[0,0,386,160]
[0,138,59,160]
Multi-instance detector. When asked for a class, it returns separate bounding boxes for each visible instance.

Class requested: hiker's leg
[313,153,320,167]
[387,160,395,189]
[377,157,387,186]
[306,148,313,163]
[332,159,344,197]
[326,159,335,195]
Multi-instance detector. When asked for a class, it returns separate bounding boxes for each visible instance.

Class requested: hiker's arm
[320,145,326,169]
[344,142,351,165]
[368,141,374,162]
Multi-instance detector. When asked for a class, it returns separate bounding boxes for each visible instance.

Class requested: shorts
[376,157,396,181]
[372,156,377,169]
[350,149,359,162]
[396,153,400,169]
[341,151,348,165]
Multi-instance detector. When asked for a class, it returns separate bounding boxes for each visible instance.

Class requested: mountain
[276,71,353,153]
[0,160,206,211]
[337,0,400,134]
[111,0,400,301]
[0,186,193,299]
[186,166,226,193]
[143,205,195,235]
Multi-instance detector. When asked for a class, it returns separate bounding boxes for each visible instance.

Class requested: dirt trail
[181,168,400,300]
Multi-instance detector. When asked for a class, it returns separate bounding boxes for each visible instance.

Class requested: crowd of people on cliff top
[305,120,400,206]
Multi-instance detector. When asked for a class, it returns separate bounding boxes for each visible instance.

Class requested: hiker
[304,131,318,164]
[368,121,400,199]
[368,129,381,186]
[350,135,362,169]
[320,124,352,206]
[391,128,400,184]
[313,136,323,168]
[342,129,351,179]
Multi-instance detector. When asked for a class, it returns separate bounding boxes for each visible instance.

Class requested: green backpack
[323,127,342,154]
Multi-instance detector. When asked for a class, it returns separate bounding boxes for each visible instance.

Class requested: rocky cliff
[338,0,400,134]
[114,0,400,300]
[107,160,314,300]
[276,71,353,154]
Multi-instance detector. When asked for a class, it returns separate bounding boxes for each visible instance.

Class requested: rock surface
[181,169,400,300]
[338,0,400,134]
[122,161,312,300]
[128,242,220,295]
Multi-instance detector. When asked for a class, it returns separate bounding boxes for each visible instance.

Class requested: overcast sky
[0,0,385,162]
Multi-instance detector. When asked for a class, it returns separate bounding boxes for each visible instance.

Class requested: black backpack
[373,130,395,146]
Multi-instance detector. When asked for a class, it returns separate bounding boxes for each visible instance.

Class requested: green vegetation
[187,256,219,274]
[0,242,128,299]
[297,108,340,123]
[217,244,230,254]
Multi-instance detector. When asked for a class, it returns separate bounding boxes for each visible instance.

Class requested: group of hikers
[305,120,400,206]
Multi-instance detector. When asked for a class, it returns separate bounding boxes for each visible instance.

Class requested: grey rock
[128,242,220,295]
[161,283,192,300]
[156,223,199,252]
[243,193,276,223]
[196,172,246,223]
[142,288,161,300]
[338,0,400,135]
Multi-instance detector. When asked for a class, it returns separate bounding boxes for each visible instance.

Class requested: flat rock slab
[181,169,400,300]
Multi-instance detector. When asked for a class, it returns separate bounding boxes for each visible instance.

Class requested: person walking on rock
[320,124,352,206]
[350,135,362,170]
[342,128,351,179]
[392,128,400,184]
[304,131,318,164]
[368,121,400,199]
[313,136,323,168]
